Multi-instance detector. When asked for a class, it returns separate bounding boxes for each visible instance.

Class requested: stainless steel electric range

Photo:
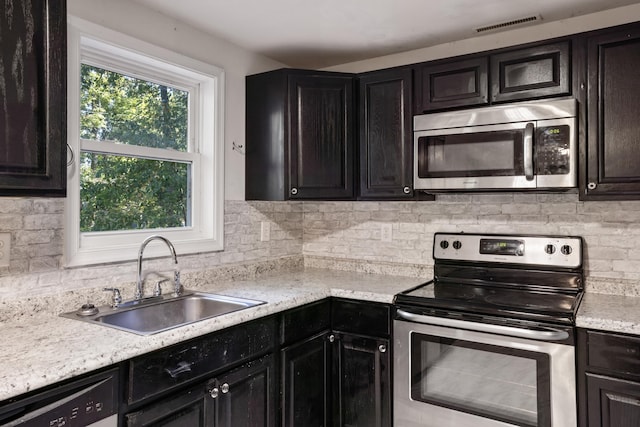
[393,232,583,427]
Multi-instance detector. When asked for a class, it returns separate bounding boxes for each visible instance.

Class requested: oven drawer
[586,330,640,376]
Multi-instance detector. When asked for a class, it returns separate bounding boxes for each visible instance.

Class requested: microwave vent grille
[475,15,541,33]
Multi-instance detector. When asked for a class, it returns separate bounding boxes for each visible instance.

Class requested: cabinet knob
[221,383,230,394]
[403,186,411,195]
[290,187,298,195]
[209,387,219,399]
[378,344,387,353]
[587,182,597,190]
[328,334,336,343]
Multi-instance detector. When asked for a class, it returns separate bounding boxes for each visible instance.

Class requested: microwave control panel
[536,125,570,176]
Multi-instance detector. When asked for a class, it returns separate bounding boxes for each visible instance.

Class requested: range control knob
[561,245,573,255]
[452,240,462,250]
[440,240,449,249]
[545,244,556,255]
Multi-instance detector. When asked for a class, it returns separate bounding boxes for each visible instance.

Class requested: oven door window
[410,333,551,427]
[417,129,525,178]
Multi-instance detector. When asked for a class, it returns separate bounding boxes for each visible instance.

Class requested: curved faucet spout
[136,235,182,300]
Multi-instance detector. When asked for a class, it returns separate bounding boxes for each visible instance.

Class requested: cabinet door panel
[490,42,570,103]
[216,355,275,427]
[281,331,332,427]
[125,381,214,427]
[333,334,390,427]
[359,69,413,199]
[0,0,66,195]
[584,27,640,198]
[289,75,354,199]
[415,57,488,112]
[587,373,640,427]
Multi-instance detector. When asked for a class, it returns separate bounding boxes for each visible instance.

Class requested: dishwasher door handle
[396,309,569,341]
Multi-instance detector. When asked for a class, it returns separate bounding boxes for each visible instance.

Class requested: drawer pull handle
[378,344,387,353]
[165,360,192,378]
[221,383,230,394]
[209,387,219,399]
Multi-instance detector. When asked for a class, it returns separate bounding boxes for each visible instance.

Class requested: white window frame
[65,17,225,267]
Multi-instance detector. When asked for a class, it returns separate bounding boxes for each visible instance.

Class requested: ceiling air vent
[475,15,541,33]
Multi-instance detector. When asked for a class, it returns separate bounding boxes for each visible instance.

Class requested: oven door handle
[524,122,535,181]
[396,309,569,341]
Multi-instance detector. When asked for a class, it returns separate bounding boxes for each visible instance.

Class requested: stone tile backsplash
[302,193,640,286]
[2,192,640,300]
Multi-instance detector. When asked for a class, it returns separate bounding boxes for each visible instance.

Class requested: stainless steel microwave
[413,98,577,191]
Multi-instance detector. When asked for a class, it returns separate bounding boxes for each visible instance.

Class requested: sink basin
[62,292,265,335]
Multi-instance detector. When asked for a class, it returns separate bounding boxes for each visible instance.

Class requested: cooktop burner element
[395,232,584,325]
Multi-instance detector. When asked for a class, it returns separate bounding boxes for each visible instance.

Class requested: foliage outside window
[79,65,190,232]
[65,18,224,266]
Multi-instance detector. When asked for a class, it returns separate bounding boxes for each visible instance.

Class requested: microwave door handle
[524,122,534,181]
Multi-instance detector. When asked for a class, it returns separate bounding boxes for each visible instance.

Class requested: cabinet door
[288,75,354,199]
[216,355,276,427]
[125,381,215,427]
[490,41,570,103]
[583,26,640,199]
[415,57,488,112]
[332,334,391,427]
[0,0,66,196]
[586,373,640,427]
[281,331,333,427]
[358,69,414,199]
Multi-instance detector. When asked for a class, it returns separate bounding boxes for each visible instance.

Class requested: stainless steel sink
[61,292,265,335]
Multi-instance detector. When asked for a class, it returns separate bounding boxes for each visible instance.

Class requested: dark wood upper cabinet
[581,24,640,199]
[289,74,354,199]
[414,57,489,112]
[358,68,414,199]
[490,41,570,103]
[245,69,354,200]
[0,0,66,196]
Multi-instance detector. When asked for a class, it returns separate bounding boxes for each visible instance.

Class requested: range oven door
[393,312,576,427]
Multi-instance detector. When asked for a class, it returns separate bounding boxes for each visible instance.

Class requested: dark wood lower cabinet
[126,355,275,427]
[281,299,392,427]
[216,355,276,427]
[578,328,640,427]
[281,331,333,427]
[586,373,640,427]
[333,334,390,427]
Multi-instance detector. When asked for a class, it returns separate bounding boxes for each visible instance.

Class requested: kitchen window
[65,18,225,266]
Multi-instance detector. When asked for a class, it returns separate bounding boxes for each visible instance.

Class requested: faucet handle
[103,288,122,307]
[153,279,168,297]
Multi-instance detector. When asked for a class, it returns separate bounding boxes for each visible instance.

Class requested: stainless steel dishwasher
[0,367,118,427]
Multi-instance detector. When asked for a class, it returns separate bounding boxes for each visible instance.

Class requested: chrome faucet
[136,235,182,300]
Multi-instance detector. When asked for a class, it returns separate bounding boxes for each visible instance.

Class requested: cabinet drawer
[280,299,331,345]
[128,317,276,404]
[587,330,640,376]
[332,299,391,337]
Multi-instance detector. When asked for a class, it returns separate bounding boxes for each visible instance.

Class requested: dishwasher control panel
[0,368,118,427]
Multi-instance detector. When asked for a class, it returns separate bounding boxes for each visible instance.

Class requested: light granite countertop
[576,292,640,335]
[3,264,640,404]
[0,268,424,402]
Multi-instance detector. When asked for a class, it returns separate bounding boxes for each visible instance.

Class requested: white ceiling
[130,0,640,68]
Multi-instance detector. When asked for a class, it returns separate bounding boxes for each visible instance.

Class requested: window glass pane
[80,64,189,151]
[80,152,191,232]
